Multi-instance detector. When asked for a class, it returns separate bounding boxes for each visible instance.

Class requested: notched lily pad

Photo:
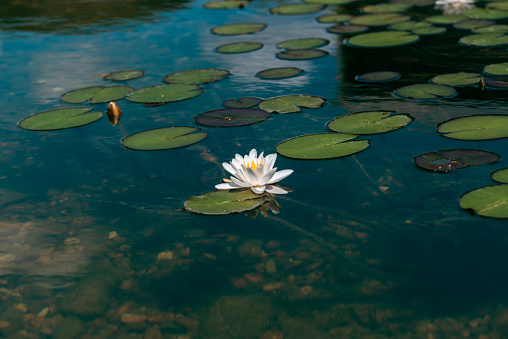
[316,14,352,23]
[211,22,267,35]
[259,95,325,113]
[355,71,401,82]
[121,126,207,150]
[90,85,133,104]
[126,84,203,103]
[430,72,484,87]
[60,86,105,104]
[277,38,329,50]
[438,115,508,140]
[349,14,410,27]
[184,189,266,215]
[425,15,467,24]
[459,33,508,47]
[393,83,456,99]
[460,184,508,218]
[327,110,412,134]
[276,49,328,60]
[256,67,304,80]
[202,0,249,9]
[484,62,508,76]
[270,3,324,15]
[345,31,419,48]
[413,149,500,172]
[276,133,370,160]
[492,168,508,184]
[163,69,230,84]
[193,108,270,127]
[18,107,102,131]
[215,41,263,54]
[103,70,145,81]
[327,25,369,35]
[223,97,263,108]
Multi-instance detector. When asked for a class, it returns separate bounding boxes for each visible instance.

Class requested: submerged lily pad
[256,67,304,79]
[277,38,329,50]
[327,25,369,35]
[345,31,419,48]
[276,133,370,160]
[194,108,270,127]
[215,41,263,54]
[460,184,508,218]
[426,15,467,24]
[438,115,508,140]
[430,72,484,87]
[270,3,324,15]
[276,49,328,60]
[463,8,508,20]
[259,95,325,113]
[413,149,500,172]
[361,3,411,13]
[393,83,456,99]
[18,107,102,131]
[126,84,203,103]
[492,168,508,184]
[316,14,352,23]
[349,14,410,26]
[483,62,508,76]
[60,86,105,104]
[121,126,207,150]
[223,97,263,108]
[90,85,133,104]
[355,71,401,82]
[163,69,230,84]
[212,22,267,35]
[202,0,248,9]
[459,33,508,47]
[103,70,145,81]
[184,189,266,215]
[327,111,412,134]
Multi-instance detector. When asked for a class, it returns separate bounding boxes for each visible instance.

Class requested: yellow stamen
[245,159,260,170]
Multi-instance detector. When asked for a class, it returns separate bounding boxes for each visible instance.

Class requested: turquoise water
[1,0,508,338]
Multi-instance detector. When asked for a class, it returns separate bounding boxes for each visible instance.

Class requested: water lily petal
[235,154,244,163]
[215,182,242,190]
[264,153,277,171]
[230,161,248,182]
[222,162,237,176]
[231,176,251,187]
[266,185,288,194]
[261,168,277,183]
[244,166,260,185]
[267,169,293,184]
[251,185,266,194]
[249,149,257,160]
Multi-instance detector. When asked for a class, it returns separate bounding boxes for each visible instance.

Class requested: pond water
[2,0,508,338]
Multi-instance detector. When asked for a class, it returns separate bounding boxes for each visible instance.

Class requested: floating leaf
[355,71,401,82]
[430,72,484,87]
[463,8,508,20]
[327,25,369,35]
[460,184,508,218]
[327,111,412,134]
[453,19,494,30]
[484,77,508,89]
[194,108,270,127]
[126,84,203,103]
[438,115,508,140]
[487,1,508,11]
[270,3,324,15]
[211,22,267,35]
[361,3,411,13]
[305,0,354,4]
[106,102,122,126]
[483,62,508,76]
[90,85,133,104]
[473,24,508,34]
[425,15,467,24]
[18,107,102,131]
[60,86,105,104]
[121,126,207,150]
[215,41,263,54]
[276,133,370,160]
[163,69,230,84]
[202,0,248,9]
[277,38,329,50]
[412,26,446,35]
[389,21,430,31]
[345,31,419,48]
[492,168,508,184]
[103,70,145,81]
[276,49,328,60]
[459,33,508,47]
[184,189,266,215]
[413,149,500,172]
[259,95,325,113]
[316,14,352,23]
[393,83,456,99]
[256,67,304,79]
[223,97,263,108]
[349,14,410,26]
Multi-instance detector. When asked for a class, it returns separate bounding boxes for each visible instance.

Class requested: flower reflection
[434,0,476,15]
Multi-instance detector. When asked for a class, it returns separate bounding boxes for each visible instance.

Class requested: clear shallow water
[1,0,508,338]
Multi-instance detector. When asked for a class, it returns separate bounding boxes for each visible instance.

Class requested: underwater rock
[121,313,146,324]
[237,239,264,258]
[52,316,84,339]
[265,259,277,274]
[59,275,114,316]
[259,329,284,339]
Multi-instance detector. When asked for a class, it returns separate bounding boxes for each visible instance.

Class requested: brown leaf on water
[106,102,122,126]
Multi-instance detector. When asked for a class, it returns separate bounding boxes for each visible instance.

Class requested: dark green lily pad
[223,97,263,108]
[60,86,105,104]
[393,83,456,99]
[492,168,508,184]
[277,38,329,50]
[126,84,203,103]
[425,15,468,24]
[304,0,354,4]
[346,31,420,48]
[389,21,431,31]
[256,67,304,80]
[430,72,484,87]
[276,49,328,60]
[463,8,508,20]
[438,115,508,140]
[90,85,133,104]
[460,184,508,218]
[121,126,207,150]
[327,111,412,134]
[473,24,508,34]
[361,3,411,13]
[349,14,410,27]
[163,69,230,84]
[327,25,369,35]
[355,71,401,82]
[184,189,266,215]
[316,14,352,23]
[484,77,508,88]
[270,3,324,15]
[453,19,494,30]
[259,95,325,113]
[459,33,508,47]
[215,41,263,54]
[18,107,102,131]
[412,26,446,35]
[413,149,500,172]
[487,1,508,11]
[484,62,508,76]
[202,0,249,9]
[211,22,267,35]
[103,70,145,81]
[193,108,270,127]
[276,133,370,160]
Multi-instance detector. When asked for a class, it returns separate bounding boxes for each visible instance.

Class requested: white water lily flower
[215,149,293,195]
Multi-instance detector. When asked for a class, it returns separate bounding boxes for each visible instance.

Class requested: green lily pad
[473,24,508,34]
[327,25,369,35]
[425,15,468,24]
[463,8,508,20]
[121,126,207,150]
[412,26,446,35]
[193,108,270,127]
[103,70,145,81]
[60,86,105,104]
[215,41,263,54]
[393,83,456,99]
[304,0,354,4]
[413,149,500,172]
[361,3,411,13]
[430,72,484,87]
[316,14,352,23]
[277,38,329,50]
[184,189,266,215]
[163,69,230,84]
[18,107,102,131]
[202,0,249,9]
[223,97,263,108]
[460,184,508,218]
[276,133,370,160]
[270,3,324,15]
[126,84,203,104]
[256,67,304,79]
[453,19,494,30]
[484,62,508,76]
[389,21,431,31]
[327,111,412,134]
[211,22,267,35]
[90,85,133,104]
[438,115,508,140]
[355,71,401,82]
[487,1,508,11]
[492,168,508,184]
[459,33,508,47]
[259,95,325,113]
[276,49,328,60]
[345,31,420,48]
[349,14,410,27]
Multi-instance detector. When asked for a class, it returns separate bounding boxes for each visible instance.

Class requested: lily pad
[121,126,207,150]
[18,107,102,131]
[425,15,468,24]
[361,3,411,13]
[460,184,508,218]
[276,49,328,60]
[327,111,412,134]
[103,70,145,81]
[223,97,264,108]
[492,168,508,184]
[413,149,500,172]
[327,25,369,35]
[393,83,456,99]
[349,14,410,27]
[430,72,484,87]
[438,115,508,140]
[463,8,508,20]
[345,31,420,48]
[90,85,133,104]
[277,38,329,50]
[126,84,203,103]
[316,14,352,23]
[256,67,304,79]
[184,189,266,215]
[193,108,270,127]
[483,62,508,76]
[389,21,431,31]
[355,71,401,82]
[412,26,446,35]
[259,95,325,113]
[487,1,508,11]
[459,33,508,47]
[453,19,494,30]
[163,69,230,84]
[305,0,354,4]
[60,86,105,104]
[276,133,370,160]
[473,24,508,34]
[211,22,267,35]
[202,0,249,9]
[270,3,324,15]
[215,41,263,54]
[484,77,508,88]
